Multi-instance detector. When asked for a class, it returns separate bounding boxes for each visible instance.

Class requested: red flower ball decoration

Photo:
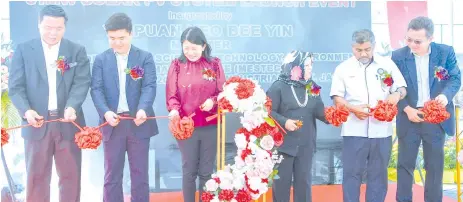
[421,100,450,124]
[1,128,9,147]
[225,76,243,85]
[235,79,256,99]
[235,189,252,202]
[201,192,215,202]
[273,131,284,147]
[74,127,102,149]
[370,100,398,122]
[324,105,349,127]
[219,189,235,201]
[169,115,195,140]
[218,97,234,112]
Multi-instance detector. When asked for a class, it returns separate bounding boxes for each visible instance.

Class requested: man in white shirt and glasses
[330,29,407,202]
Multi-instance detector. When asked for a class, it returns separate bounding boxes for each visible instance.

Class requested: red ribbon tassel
[421,100,450,124]
[325,105,349,127]
[371,100,398,122]
[169,113,196,140]
[74,127,102,149]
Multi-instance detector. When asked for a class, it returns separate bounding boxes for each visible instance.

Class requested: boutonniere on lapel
[202,67,216,81]
[377,68,394,87]
[55,56,76,75]
[434,66,449,81]
[306,81,321,97]
[124,65,144,81]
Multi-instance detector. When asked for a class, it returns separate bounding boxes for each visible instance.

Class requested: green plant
[1,33,20,129]
[444,137,457,170]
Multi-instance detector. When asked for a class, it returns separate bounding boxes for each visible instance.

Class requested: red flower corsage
[434,66,450,81]
[125,65,144,80]
[306,81,321,96]
[202,68,216,81]
[377,68,394,87]
[55,56,76,75]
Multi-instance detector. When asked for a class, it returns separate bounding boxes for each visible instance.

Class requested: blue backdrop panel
[9,1,371,190]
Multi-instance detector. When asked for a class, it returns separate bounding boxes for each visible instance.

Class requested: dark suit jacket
[90,45,159,141]
[8,38,91,140]
[391,42,461,136]
[266,80,328,156]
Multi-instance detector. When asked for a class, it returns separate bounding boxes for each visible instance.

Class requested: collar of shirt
[114,47,131,60]
[355,54,388,68]
[41,40,60,52]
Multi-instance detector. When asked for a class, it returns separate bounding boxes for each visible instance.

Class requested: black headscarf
[277,50,313,87]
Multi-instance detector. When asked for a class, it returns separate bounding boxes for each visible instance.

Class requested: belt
[48,109,59,117]
[118,112,131,117]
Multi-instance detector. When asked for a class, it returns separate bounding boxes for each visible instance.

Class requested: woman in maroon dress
[165,26,225,202]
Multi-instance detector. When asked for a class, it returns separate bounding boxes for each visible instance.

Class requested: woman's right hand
[168,110,180,120]
[284,119,298,131]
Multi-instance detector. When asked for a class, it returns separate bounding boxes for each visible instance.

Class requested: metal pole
[457,108,461,202]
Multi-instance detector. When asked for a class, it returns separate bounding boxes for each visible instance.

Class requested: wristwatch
[394,88,404,99]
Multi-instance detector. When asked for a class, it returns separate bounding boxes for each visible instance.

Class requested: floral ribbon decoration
[370,100,398,122]
[125,65,144,80]
[306,81,321,97]
[168,113,196,140]
[202,68,217,81]
[377,68,394,87]
[1,115,170,149]
[434,66,450,81]
[55,56,77,75]
[324,105,349,127]
[420,100,450,124]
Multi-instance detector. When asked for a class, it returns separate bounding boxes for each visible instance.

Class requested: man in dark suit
[90,13,158,202]
[8,5,91,202]
[392,16,461,202]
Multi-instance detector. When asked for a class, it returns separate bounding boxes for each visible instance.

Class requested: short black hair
[178,26,212,63]
[408,16,434,38]
[105,13,132,33]
[39,5,68,24]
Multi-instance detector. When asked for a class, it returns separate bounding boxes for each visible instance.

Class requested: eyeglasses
[405,37,424,45]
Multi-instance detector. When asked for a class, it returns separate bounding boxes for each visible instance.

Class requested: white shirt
[414,47,431,107]
[115,49,130,113]
[42,40,60,111]
[330,55,407,138]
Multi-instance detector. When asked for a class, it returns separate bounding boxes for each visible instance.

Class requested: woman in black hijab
[267,50,329,202]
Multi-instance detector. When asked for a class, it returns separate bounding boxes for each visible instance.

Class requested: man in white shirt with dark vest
[8,5,91,202]
[330,29,407,202]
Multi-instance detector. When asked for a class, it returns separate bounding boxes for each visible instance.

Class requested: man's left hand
[63,107,77,122]
[385,92,401,106]
[435,94,448,106]
[134,109,147,126]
